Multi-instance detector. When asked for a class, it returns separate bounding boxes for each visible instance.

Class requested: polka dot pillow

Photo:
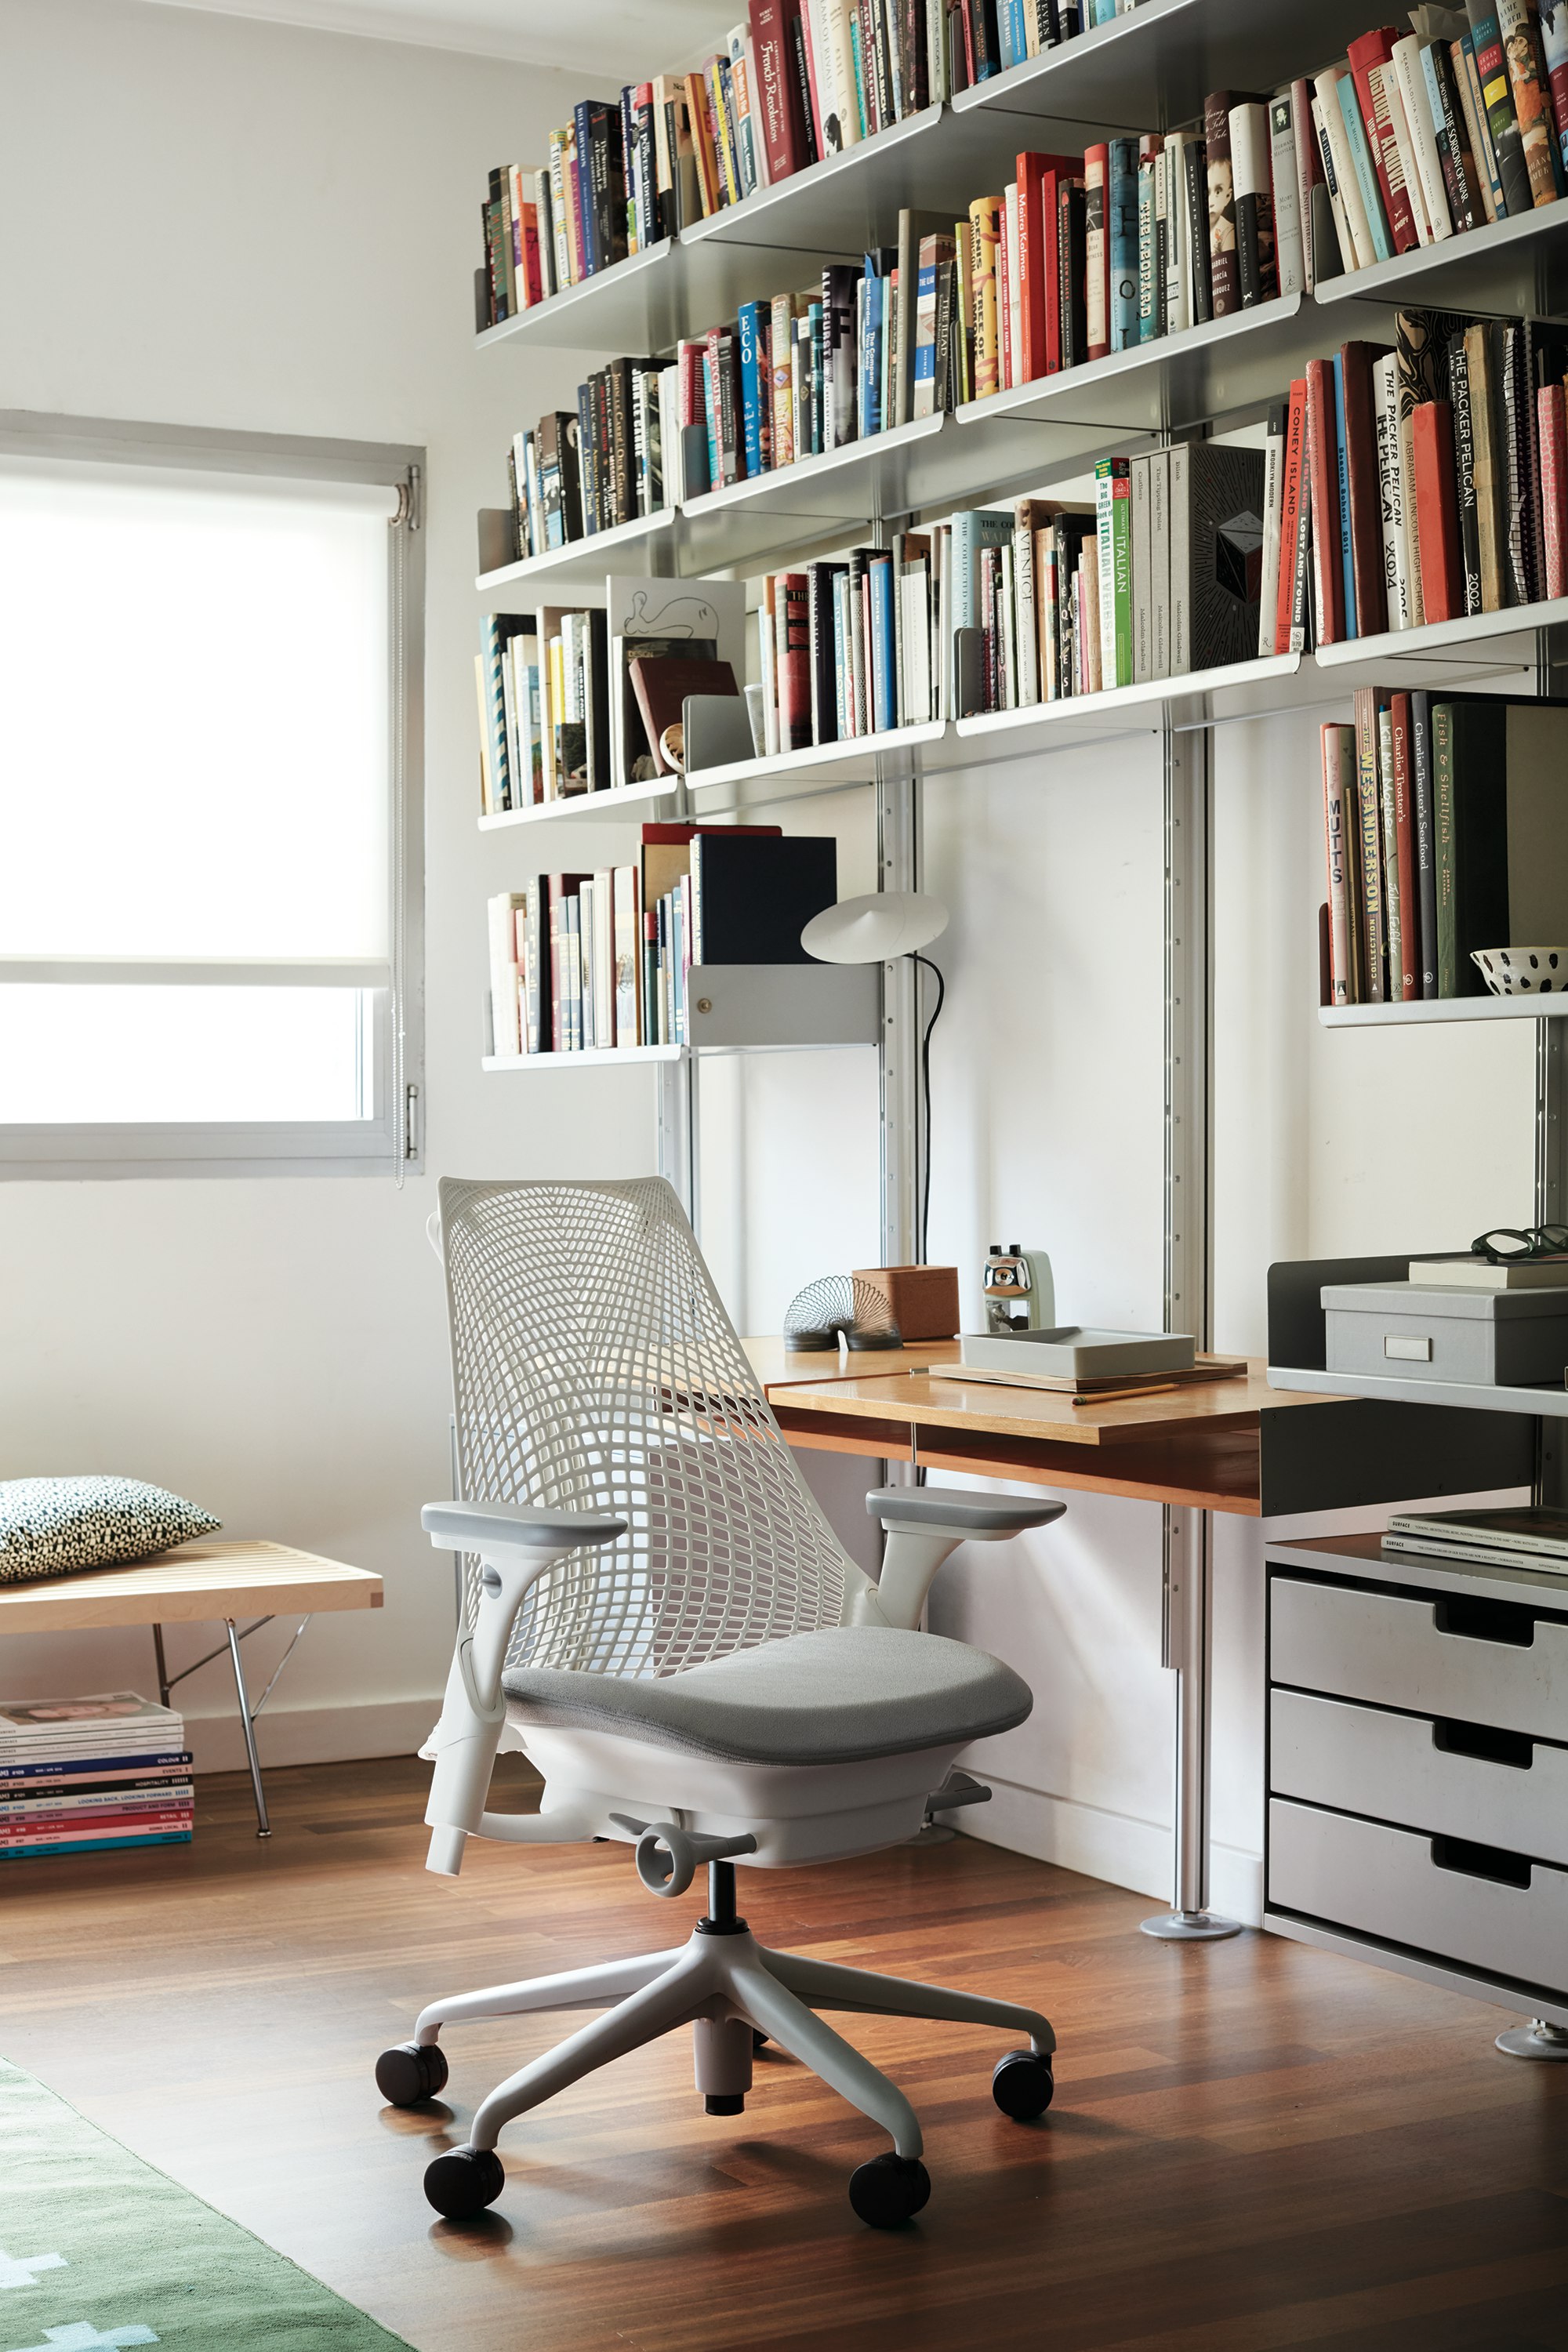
[0,1478,222,1587]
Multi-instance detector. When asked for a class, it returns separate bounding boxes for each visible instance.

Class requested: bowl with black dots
[1472,947,1568,995]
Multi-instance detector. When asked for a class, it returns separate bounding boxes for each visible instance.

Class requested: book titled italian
[1094,457,1133,690]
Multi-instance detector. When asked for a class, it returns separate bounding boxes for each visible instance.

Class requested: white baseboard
[183,1696,439,1777]
[956,1775,1263,1929]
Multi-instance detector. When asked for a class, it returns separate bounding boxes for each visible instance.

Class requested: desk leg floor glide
[1497,2020,1568,2060]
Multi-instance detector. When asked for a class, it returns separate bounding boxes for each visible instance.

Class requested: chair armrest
[419,1499,622,1878]
[423,1499,627,1553]
[865,1486,1065,1539]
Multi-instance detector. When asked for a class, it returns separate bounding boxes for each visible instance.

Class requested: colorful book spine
[1094,456,1132,689]
[1203,92,1240,315]
[1321,723,1356,1004]
[1083,144,1109,359]
[1108,138,1139,350]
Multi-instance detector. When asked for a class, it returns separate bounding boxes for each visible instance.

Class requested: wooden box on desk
[854,1265,960,1341]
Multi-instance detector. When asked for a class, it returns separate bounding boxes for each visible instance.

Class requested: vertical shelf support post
[658,1054,699,1233]
[878,767,920,1267]
[1143,720,1240,1940]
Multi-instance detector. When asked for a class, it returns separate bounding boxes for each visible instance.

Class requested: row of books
[746,439,1265,749]
[486,825,837,1055]
[477,4,1141,325]
[476,582,750,815]
[1311,7,1568,281]
[495,84,1303,558]
[0,1691,193,1860]
[1319,687,1568,1004]
[1260,312,1568,657]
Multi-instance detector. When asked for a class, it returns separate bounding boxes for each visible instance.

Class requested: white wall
[0,0,661,1766]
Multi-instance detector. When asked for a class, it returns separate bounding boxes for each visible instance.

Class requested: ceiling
[136,0,741,75]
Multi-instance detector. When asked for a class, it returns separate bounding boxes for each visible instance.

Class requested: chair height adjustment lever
[608,1815,759,1898]
[927,1770,991,1813]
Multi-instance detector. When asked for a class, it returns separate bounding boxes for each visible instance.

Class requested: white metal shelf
[484,1044,680,1069]
[687,720,949,802]
[478,777,679,830]
[1320,996,1568,1027]
[1312,595,1568,681]
[1313,191,1568,326]
[955,291,1364,444]
[477,238,681,358]
[957,0,1376,140]
[950,653,1311,756]
[1268,1362,1568,1419]
[477,506,679,597]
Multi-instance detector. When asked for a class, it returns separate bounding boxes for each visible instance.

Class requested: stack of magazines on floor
[1385,1504,1568,1573]
[0,1692,193,1862]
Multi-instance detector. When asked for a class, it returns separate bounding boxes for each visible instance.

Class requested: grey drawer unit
[1270,1688,1568,1869]
[1269,1798,1568,2002]
[1271,1572,1568,1744]
[1265,1537,1568,2028]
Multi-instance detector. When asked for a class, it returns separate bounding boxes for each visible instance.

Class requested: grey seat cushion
[502,1626,1031,1766]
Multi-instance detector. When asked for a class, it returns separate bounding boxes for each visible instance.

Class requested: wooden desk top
[744,1341,1349,1515]
[746,1343,1338,1448]
[0,1540,383,1635]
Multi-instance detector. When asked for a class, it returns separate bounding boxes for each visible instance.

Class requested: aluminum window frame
[0,410,424,1181]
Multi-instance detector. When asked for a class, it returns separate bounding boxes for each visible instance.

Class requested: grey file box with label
[1322,1279,1568,1387]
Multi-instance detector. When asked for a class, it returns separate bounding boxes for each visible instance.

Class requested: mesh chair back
[439,1176,851,1677]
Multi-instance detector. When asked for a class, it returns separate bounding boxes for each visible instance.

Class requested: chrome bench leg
[227,1617,270,1838]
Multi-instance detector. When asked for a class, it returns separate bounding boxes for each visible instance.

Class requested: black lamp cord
[911,953,946,1265]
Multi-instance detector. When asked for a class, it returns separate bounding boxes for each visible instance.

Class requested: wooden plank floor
[2,1755,1566,2351]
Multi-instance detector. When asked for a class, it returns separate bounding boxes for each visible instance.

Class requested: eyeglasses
[1471,1224,1568,1264]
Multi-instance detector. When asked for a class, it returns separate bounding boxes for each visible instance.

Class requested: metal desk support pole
[1143,721,1240,1940]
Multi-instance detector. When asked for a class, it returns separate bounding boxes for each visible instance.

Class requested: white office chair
[377,1177,1065,2230]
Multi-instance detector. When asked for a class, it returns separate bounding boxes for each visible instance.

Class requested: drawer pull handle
[1432,1719,1535,1769]
[1384,1334,1432,1361]
[1433,1595,1535,1650]
[1430,1833,1532,1890]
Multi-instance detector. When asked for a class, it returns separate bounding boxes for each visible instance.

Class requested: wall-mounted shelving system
[469,0,1568,1960]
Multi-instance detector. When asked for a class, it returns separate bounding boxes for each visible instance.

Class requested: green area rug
[0,2060,412,2351]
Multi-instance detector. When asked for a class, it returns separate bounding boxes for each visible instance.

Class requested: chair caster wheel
[423,2146,504,2220]
[848,2152,931,2229]
[375,2041,448,2107]
[991,2049,1053,2120]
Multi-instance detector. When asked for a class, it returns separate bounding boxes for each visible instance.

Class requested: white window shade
[0,463,397,961]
